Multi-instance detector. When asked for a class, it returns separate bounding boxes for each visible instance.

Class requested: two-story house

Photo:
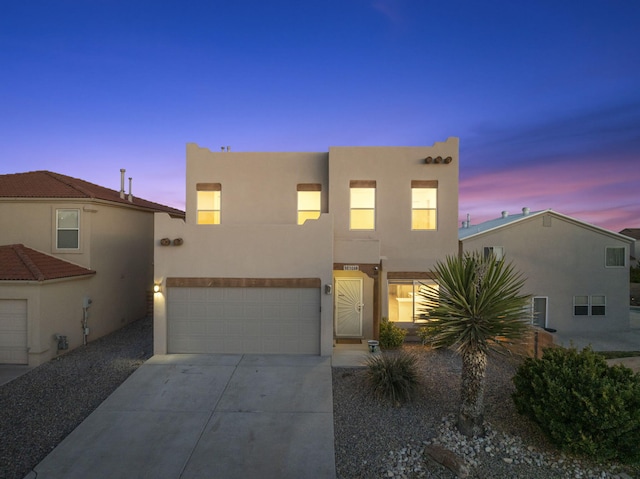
[0,171,184,365]
[153,138,459,356]
[459,208,634,334]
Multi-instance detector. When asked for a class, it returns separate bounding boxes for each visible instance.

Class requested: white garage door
[0,299,28,364]
[167,287,320,354]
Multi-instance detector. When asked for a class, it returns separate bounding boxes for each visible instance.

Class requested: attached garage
[0,299,28,364]
[166,278,321,355]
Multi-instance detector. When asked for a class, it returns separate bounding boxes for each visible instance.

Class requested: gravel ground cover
[0,316,152,479]
[333,345,639,479]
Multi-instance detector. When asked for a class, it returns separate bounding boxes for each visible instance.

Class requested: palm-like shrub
[416,251,532,436]
[365,351,420,404]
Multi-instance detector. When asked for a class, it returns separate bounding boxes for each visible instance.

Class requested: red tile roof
[0,244,96,281]
[0,171,184,217]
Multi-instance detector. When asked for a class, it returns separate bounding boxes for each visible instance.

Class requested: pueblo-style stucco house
[459,208,634,334]
[0,171,184,366]
[153,138,459,356]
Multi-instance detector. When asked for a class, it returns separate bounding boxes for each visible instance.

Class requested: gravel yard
[333,345,639,479]
[0,316,153,479]
[2,320,638,479]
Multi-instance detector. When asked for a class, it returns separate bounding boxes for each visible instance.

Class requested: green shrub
[365,351,420,404]
[416,324,437,345]
[379,317,407,349]
[512,346,640,463]
[631,262,640,283]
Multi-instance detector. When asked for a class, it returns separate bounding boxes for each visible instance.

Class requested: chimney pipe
[128,177,133,202]
[120,169,126,199]
[522,207,530,216]
[466,213,471,226]
[501,211,509,218]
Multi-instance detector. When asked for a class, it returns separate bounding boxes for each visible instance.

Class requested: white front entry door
[335,278,363,337]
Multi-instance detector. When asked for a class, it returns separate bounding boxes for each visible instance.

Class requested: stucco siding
[461,213,631,333]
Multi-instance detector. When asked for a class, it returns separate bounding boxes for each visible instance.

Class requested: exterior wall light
[153,283,162,294]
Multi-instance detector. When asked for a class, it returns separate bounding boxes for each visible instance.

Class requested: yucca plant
[365,351,420,405]
[416,251,532,436]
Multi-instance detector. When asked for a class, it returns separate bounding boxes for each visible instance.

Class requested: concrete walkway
[26,354,336,479]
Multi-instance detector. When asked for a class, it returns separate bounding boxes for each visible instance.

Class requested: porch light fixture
[153,283,162,294]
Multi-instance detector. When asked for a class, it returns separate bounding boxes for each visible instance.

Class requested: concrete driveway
[26,354,336,479]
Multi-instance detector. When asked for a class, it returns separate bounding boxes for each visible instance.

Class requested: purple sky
[1,1,638,232]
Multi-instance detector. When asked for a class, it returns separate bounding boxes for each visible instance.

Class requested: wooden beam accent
[297,183,322,191]
[411,180,438,188]
[387,271,437,280]
[196,183,221,191]
[349,180,376,188]
[166,277,321,288]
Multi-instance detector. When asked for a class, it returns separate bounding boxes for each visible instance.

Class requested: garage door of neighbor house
[167,278,321,355]
[0,299,28,364]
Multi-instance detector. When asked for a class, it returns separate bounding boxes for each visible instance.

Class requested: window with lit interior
[483,246,504,260]
[196,183,221,225]
[56,209,79,249]
[350,180,375,230]
[297,184,321,225]
[411,180,437,230]
[387,279,438,323]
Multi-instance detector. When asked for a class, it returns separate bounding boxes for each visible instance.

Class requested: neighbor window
[350,180,375,230]
[484,246,504,260]
[387,279,438,323]
[574,295,606,316]
[56,209,79,249]
[297,184,321,225]
[605,247,625,267]
[591,295,606,315]
[411,180,437,230]
[197,183,221,225]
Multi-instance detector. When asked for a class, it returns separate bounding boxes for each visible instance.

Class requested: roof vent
[119,169,126,199]
[128,177,133,203]
[522,207,530,216]
[501,211,509,218]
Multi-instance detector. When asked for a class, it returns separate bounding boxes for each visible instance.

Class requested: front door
[532,297,548,328]
[335,278,363,337]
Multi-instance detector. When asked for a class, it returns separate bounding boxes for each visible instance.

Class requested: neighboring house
[0,171,184,366]
[459,208,634,333]
[154,138,459,356]
[619,228,640,263]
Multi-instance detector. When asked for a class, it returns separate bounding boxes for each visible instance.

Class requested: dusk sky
[1,1,638,232]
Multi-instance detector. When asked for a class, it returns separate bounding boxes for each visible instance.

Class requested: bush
[512,346,640,463]
[416,324,437,345]
[365,351,420,404]
[379,317,407,349]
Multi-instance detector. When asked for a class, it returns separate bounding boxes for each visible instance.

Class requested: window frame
[349,180,376,231]
[605,246,626,268]
[387,278,438,323]
[483,246,504,260]
[196,183,221,225]
[297,183,322,225]
[573,295,606,316]
[55,208,80,250]
[411,180,438,231]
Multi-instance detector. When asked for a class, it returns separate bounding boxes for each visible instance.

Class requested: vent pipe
[466,213,471,227]
[522,207,530,216]
[119,169,126,199]
[501,211,509,218]
[128,177,133,202]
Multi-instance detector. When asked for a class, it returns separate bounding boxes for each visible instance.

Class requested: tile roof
[0,244,96,281]
[0,171,184,217]
[620,228,640,240]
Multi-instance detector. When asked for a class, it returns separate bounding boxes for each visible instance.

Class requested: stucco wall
[328,138,459,271]
[153,212,335,355]
[461,212,631,333]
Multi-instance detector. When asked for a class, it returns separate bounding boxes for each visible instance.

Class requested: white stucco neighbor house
[153,138,460,356]
[459,208,634,334]
[0,171,184,366]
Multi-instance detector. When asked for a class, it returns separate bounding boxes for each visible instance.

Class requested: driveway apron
[27,354,336,479]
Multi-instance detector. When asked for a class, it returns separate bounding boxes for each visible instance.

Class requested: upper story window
[297,184,321,225]
[350,180,376,230]
[484,246,504,261]
[56,209,80,249]
[411,180,437,230]
[197,183,221,225]
[605,247,625,267]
